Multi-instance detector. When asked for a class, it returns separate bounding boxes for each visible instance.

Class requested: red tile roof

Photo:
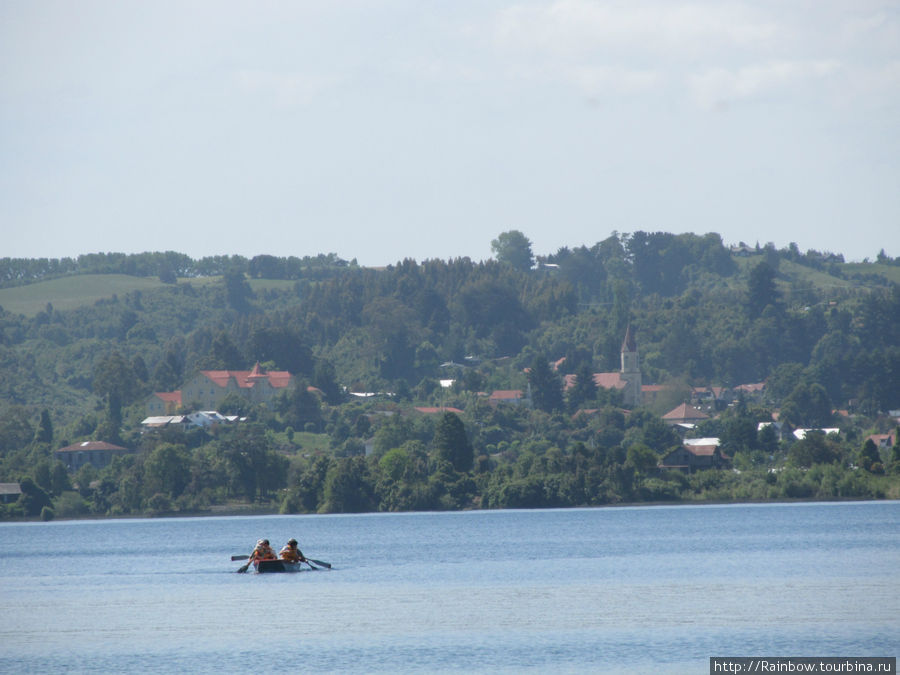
[594,373,627,389]
[735,382,765,393]
[641,384,666,393]
[489,390,525,400]
[663,403,710,421]
[200,367,292,389]
[153,391,182,403]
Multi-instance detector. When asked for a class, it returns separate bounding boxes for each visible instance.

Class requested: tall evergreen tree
[433,412,473,472]
[528,354,564,413]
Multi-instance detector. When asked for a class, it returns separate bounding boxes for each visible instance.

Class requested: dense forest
[1,231,899,520]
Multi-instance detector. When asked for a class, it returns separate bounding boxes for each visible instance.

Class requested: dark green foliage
[433,413,473,472]
[528,354,564,413]
[567,364,598,411]
[747,261,780,318]
[223,270,254,312]
[17,476,52,517]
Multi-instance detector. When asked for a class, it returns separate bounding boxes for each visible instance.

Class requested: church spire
[621,324,636,353]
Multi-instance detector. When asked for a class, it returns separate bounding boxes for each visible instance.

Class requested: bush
[54,491,89,518]
[40,506,55,521]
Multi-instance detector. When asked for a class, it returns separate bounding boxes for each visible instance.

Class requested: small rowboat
[255,559,306,573]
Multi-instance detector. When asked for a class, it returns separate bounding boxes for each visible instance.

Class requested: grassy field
[0,275,168,317]
[0,274,303,318]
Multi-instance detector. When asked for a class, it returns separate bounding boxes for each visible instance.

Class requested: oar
[306,557,331,569]
[231,554,249,561]
[236,559,253,573]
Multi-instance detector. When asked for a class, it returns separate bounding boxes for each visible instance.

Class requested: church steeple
[620,325,641,406]
[621,324,638,374]
[621,324,636,355]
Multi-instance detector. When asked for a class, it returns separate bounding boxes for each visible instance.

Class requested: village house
[55,441,136,471]
[866,433,896,451]
[662,403,710,426]
[147,363,293,415]
[660,439,730,472]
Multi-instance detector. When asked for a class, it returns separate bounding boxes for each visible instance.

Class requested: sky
[1,0,898,266]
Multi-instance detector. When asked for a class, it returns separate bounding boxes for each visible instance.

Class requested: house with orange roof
[148,363,294,415]
[662,403,710,426]
[147,390,182,416]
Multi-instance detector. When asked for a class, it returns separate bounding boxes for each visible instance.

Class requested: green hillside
[0,275,168,317]
[1,236,898,520]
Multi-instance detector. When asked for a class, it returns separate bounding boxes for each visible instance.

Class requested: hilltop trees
[491,230,534,271]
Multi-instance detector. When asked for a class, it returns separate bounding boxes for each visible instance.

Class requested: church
[563,325,642,407]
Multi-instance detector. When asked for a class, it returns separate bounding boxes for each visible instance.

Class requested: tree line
[1,231,899,519]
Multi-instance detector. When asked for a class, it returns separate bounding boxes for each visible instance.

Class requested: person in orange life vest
[279,538,307,563]
[249,539,276,562]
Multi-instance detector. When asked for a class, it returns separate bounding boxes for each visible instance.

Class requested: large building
[147,363,294,415]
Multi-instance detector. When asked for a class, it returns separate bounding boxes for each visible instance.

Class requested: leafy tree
[491,230,534,271]
[433,412,473,472]
[223,270,254,312]
[781,382,833,428]
[322,456,376,513]
[219,425,284,502]
[275,382,322,431]
[17,476,52,517]
[859,439,883,474]
[0,406,34,453]
[144,443,191,498]
[787,432,839,468]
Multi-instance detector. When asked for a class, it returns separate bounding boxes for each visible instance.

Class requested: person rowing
[279,538,307,564]
[250,539,276,563]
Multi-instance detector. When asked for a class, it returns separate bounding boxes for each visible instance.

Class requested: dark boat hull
[255,559,305,573]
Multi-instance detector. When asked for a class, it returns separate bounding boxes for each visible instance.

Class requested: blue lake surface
[1,501,898,673]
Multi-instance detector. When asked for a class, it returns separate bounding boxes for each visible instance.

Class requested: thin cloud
[493,0,778,56]
[689,59,841,109]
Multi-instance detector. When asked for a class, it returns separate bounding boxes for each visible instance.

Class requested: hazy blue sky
[2,1,897,265]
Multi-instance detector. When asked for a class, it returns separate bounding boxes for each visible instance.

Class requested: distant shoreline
[6,495,897,524]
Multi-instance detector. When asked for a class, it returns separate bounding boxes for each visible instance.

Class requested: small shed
[0,483,22,504]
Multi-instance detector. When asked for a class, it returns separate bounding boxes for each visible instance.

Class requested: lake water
[1,501,898,673]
